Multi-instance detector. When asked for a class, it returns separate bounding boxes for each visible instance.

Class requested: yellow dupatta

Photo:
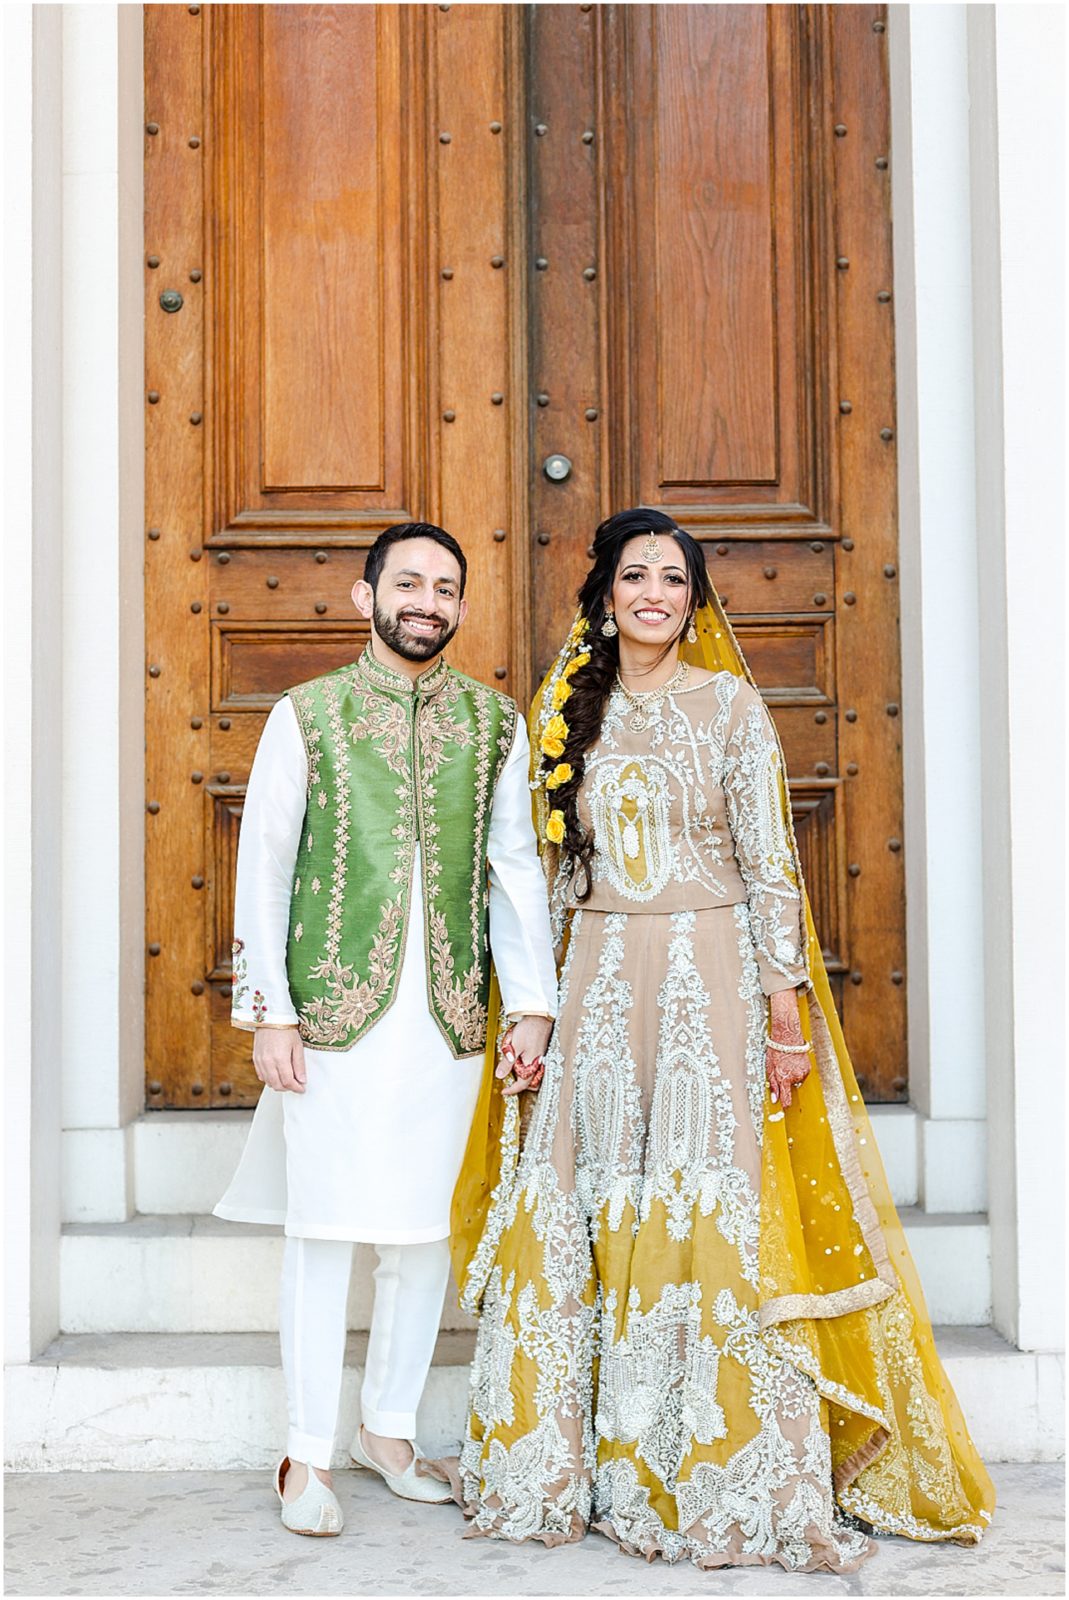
[451,597,995,1543]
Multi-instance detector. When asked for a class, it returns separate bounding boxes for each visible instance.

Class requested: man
[215,524,557,1536]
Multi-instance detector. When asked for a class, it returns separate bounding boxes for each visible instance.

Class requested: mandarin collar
[356,643,450,698]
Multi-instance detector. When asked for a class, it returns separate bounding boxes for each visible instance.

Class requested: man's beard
[372,598,458,663]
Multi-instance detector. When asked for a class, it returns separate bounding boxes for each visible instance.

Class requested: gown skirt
[450,901,877,1572]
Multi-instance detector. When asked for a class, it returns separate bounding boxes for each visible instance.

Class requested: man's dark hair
[363,522,468,597]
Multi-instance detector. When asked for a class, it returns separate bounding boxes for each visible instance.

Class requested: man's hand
[496,1015,553,1096]
[253,1027,307,1094]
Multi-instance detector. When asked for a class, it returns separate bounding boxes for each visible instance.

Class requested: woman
[443,509,994,1571]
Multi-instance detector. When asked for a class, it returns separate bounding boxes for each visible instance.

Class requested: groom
[215,523,556,1535]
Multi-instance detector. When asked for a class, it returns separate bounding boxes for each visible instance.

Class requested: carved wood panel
[145,2,905,1106]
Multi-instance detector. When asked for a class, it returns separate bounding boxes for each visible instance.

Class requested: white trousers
[278,1235,451,1470]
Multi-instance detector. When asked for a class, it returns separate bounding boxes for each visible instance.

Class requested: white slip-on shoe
[274,1456,344,1536]
[349,1426,454,1504]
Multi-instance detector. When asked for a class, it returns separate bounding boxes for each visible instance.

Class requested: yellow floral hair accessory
[546,809,565,844]
[545,762,573,791]
[552,678,573,709]
[540,712,568,760]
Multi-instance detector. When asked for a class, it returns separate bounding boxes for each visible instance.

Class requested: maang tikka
[642,531,663,563]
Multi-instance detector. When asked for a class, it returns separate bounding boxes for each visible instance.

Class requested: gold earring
[601,611,618,638]
[686,619,698,644]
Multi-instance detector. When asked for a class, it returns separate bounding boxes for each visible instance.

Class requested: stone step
[5,1326,1061,1472]
[127,1106,923,1217]
[58,1206,991,1335]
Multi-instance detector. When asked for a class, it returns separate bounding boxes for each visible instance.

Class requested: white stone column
[3,3,64,1362]
[58,5,145,1223]
[888,6,987,1214]
[967,3,1065,1354]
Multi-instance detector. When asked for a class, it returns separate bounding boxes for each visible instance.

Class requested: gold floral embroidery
[298,896,405,1045]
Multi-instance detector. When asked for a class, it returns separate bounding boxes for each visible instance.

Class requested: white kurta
[214,693,558,1243]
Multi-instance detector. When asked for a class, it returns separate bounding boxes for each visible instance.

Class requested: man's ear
[352,578,374,620]
[457,596,469,628]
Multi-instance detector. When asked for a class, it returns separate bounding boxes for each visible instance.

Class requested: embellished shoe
[349,1426,453,1504]
[274,1455,344,1536]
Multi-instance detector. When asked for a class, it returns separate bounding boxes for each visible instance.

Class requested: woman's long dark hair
[540,508,715,900]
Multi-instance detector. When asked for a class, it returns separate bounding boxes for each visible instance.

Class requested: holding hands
[496,1015,553,1096]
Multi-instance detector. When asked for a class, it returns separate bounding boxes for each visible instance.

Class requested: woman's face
[609,534,691,649]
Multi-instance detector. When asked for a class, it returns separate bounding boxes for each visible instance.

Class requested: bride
[443,508,994,1571]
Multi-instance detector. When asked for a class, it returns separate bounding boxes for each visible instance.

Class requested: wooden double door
[145,4,907,1108]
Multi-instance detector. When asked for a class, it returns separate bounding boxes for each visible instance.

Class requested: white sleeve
[231,696,308,1031]
[486,716,559,1020]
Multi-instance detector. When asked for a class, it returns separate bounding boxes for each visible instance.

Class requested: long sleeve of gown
[231,696,308,1031]
[486,717,559,1020]
[721,678,809,996]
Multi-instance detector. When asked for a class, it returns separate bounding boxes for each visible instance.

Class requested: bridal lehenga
[445,601,995,1573]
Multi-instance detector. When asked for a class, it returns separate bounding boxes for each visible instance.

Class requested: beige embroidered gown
[453,670,876,1571]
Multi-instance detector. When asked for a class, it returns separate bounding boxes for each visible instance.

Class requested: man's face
[354,538,467,663]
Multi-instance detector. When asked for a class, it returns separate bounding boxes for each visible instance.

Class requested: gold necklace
[615,659,689,732]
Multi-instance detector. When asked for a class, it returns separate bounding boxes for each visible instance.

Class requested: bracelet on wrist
[765,1036,811,1054]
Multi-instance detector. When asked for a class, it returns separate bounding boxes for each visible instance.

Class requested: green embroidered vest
[284,648,517,1056]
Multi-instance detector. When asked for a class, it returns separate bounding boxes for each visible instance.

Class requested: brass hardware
[848,863,861,878]
[888,838,902,852]
[891,970,904,985]
[315,551,328,563]
[219,1082,233,1097]
[191,875,204,889]
[877,290,891,303]
[834,124,847,137]
[439,132,452,144]
[149,1081,163,1094]
[880,427,894,441]
[836,256,849,270]
[188,136,201,149]
[580,3,593,11]
[147,528,161,541]
[190,549,202,561]
[716,544,728,556]
[875,156,888,170]
[191,1083,204,1096]
[190,602,202,614]
[491,392,504,405]
[489,121,502,134]
[217,552,230,564]
[490,256,504,268]
[266,576,279,589]
[315,602,328,614]
[543,454,571,481]
[148,664,161,678]
[841,537,855,551]
[535,257,548,271]
[586,545,595,558]
[216,771,231,784]
[494,667,507,680]
[147,801,160,814]
[810,540,825,551]
[191,771,203,783]
[719,595,730,609]
[839,400,852,414]
[873,18,886,31]
[147,391,160,404]
[441,267,454,280]
[536,393,549,407]
[815,761,830,776]
[146,122,159,135]
[190,269,202,283]
[845,709,857,723]
[883,564,897,578]
[188,4,201,12]
[814,711,827,725]
[585,408,598,421]
[216,602,229,614]
[763,566,776,579]
[535,123,548,137]
[147,255,160,269]
[583,266,596,281]
[891,1076,906,1094]
[493,529,506,543]
[221,984,232,999]
[843,591,856,605]
[537,532,551,545]
[218,718,231,730]
[190,412,202,425]
[814,592,827,605]
[886,702,899,716]
[191,981,205,995]
[846,762,859,775]
[190,717,203,729]
[443,409,456,422]
[582,130,595,144]
[850,971,863,986]
[148,943,161,956]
